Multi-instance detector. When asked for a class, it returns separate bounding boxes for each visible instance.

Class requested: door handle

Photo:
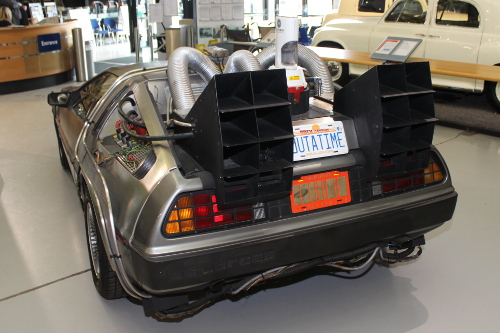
[429,35,440,38]
[415,33,426,36]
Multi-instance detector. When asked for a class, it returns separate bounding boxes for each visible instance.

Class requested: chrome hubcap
[86,202,100,279]
[495,82,500,101]
[326,60,342,81]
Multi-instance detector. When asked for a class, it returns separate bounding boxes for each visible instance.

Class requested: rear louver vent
[174,69,294,207]
[335,62,436,180]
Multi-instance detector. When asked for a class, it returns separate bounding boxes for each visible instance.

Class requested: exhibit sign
[293,118,348,161]
[37,33,61,53]
[370,36,422,63]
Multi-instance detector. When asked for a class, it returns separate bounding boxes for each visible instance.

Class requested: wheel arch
[79,172,114,268]
[483,63,500,111]
[316,40,345,49]
[79,169,150,300]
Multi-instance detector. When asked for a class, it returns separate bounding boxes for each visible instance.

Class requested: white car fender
[312,18,379,51]
[477,33,500,67]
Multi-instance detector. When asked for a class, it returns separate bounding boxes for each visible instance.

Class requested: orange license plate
[291,171,351,213]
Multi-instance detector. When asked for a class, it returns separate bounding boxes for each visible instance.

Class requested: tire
[485,80,500,112]
[85,194,125,300]
[56,130,70,170]
[316,42,351,86]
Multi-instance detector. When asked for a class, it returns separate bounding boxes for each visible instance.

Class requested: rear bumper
[129,187,457,295]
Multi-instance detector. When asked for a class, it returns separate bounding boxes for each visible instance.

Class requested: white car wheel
[485,80,500,112]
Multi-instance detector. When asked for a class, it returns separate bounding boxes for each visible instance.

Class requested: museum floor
[0,43,499,332]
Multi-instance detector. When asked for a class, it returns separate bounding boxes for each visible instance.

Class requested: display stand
[370,36,422,63]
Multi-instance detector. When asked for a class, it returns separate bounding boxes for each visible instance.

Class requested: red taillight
[164,192,266,236]
[380,156,444,194]
[214,214,233,225]
[396,179,411,189]
[194,205,212,217]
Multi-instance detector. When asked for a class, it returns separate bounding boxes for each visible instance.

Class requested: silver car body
[51,55,457,315]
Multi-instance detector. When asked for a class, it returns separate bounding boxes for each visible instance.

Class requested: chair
[90,19,109,45]
[91,1,105,14]
[226,28,252,51]
[102,18,123,43]
[298,27,311,46]
[107,0,119,13]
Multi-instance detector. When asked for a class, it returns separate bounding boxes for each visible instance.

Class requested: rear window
[436,0,480,28]
[358,0,386,13]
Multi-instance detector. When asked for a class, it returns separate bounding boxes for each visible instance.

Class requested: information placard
[370,36,422,63]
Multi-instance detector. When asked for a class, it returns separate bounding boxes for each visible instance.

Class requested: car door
[58,72,117,173]
[424,0,482,89]
[368,0,430,57]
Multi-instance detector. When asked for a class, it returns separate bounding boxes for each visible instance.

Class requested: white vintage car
[312,0,500,110]
[322,0,395,24]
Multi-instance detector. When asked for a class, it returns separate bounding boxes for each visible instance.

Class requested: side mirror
[47,92,71,107]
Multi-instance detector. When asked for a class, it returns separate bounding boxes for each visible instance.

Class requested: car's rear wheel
[85,194,125,300]
[485,80,500,112]
[316,42,351,86]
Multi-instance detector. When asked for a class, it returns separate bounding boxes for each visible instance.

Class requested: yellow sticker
[289,76,300,80]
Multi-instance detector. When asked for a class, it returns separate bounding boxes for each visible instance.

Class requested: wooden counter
[0,20,77,94]
[308,46,500,83]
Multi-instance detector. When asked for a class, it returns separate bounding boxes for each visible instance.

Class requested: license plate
[290,171,351,213]
[293,119,348,161]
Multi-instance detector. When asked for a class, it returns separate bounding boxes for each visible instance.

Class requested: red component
[382,182,396,192]
[214,214,233,225]
[115,119,123,130]
[136,126,147,136]
[413,174,425,186]
[396,179,411,189]
[128,155,137,161]
[236,210,253,222]
[193,193,211,205]
[196,218,213,229]
[288,86,305,104]
[194,205,212,217]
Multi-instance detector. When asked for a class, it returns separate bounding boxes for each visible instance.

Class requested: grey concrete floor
[0,81,499,332]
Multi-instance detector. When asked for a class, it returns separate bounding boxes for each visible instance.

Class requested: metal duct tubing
[255,45,275,70]
[223,50,263,74]
[256,45,335,95]
[167,47,222,118]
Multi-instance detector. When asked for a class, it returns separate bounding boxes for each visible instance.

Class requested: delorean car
[48,45,457,318]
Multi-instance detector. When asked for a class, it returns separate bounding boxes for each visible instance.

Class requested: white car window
[435,0,480,28]
[385,0,427,24]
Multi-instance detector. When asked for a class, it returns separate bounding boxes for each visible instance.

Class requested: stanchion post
[85,40,95,79]
[148,25,154,61]
[72,28,88,82]
[134,27,140,63]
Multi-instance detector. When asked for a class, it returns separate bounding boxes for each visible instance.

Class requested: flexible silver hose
[256,44,335,95]
[167,47,222,118]
[255,45,275,69]
[223,50,263,73]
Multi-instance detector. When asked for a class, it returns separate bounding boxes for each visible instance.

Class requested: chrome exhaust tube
[223,50,263,73]
[167,47,222,118]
